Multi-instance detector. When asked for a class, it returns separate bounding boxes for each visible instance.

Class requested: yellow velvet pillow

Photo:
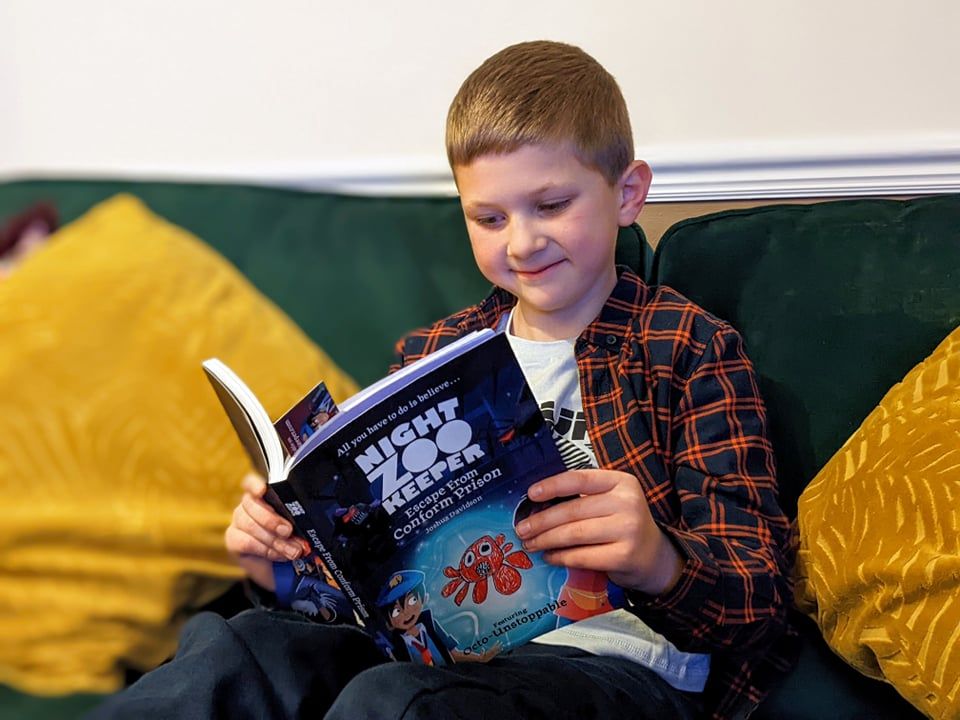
[795,326,960,719]
[0,195,358,695]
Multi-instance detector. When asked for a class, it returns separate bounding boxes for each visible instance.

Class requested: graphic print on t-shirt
[541,401,594,470]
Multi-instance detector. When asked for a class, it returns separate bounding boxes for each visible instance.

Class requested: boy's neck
[509,267,618,342]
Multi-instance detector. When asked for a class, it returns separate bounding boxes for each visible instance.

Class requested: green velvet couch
[1,179,957,719]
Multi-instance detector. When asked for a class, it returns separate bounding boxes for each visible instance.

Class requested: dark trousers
[87,609,703,720]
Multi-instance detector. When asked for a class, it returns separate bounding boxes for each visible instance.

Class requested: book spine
[266,481,372,625]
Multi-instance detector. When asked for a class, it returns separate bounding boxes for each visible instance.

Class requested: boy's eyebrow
[463,184,569,213]
[530,183,566,197]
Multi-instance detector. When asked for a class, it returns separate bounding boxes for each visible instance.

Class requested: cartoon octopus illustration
[441,533,533,605]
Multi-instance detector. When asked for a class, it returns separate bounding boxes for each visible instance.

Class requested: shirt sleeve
[388,336,407,374]
[629,325,793,656]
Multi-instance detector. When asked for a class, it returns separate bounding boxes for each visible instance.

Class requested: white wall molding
[6,137,960,201]
[642,137,960,201]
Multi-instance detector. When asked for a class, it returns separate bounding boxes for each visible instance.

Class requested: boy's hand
[514,469,684,597]
[224,473,307,591]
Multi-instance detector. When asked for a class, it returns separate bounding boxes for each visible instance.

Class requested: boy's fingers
[242,473,267,497]
[225,526,291,562]
[235,498,303,559]
[521,517,619,553]
[516,493,616,539]
[528,469,617,502]
[241,492,293,537]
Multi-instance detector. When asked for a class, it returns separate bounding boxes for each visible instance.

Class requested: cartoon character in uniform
[376,570,498,666]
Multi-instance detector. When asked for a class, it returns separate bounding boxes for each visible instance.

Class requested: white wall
[3,0,959,199]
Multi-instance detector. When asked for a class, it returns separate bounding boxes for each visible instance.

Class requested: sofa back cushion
[650,195,960,516]
[0,181,647,387]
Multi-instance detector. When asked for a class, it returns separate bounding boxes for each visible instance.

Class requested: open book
[203,330,622,663]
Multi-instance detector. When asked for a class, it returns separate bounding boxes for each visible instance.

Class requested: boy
[92,40,796,720]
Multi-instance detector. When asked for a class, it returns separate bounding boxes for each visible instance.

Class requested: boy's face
[455,143,649,341]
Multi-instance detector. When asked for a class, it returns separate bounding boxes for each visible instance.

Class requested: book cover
[275,331,621,662]
[274,382,338,457]
[204,331,624,664]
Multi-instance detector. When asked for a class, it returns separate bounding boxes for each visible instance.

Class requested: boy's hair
[446,41,633,185]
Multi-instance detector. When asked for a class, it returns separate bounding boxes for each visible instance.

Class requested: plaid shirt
[392,268,799,720]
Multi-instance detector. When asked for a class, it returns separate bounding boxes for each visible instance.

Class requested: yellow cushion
[0,195,358,695]
[795,325,960,719]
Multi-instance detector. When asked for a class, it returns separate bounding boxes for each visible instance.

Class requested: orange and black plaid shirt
[393,268,799,720]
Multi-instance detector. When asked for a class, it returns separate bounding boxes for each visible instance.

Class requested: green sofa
[1,179,957,719]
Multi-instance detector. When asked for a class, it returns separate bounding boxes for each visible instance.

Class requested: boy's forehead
[454,144,609,205]
[455,142,584,173]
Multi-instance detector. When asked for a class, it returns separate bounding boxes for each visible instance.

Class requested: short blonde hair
[446,41,633,185]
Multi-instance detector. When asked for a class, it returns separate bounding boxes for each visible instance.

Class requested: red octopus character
[441,533,533,606]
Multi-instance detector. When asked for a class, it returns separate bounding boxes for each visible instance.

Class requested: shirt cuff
[630,523,720,613]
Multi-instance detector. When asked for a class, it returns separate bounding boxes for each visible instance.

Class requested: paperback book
[203,330,622,664]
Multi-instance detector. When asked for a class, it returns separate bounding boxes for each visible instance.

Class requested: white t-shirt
[503,309,710,693]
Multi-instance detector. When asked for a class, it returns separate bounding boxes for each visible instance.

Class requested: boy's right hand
[224,473,307,591]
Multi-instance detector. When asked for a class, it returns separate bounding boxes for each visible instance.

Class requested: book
[274,381,339,457]
[203,330,623,664]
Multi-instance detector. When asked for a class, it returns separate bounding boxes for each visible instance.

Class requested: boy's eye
[539,199,571,214]
[473,214,503,228]
[408,595,418,606]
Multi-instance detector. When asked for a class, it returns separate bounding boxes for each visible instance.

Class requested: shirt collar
[577,267,647,354]
[458,266,648,355]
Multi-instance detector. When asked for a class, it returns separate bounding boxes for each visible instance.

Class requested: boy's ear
[617,160,653,227]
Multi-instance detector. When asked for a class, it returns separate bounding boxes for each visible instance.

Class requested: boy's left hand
[514,469,684,597]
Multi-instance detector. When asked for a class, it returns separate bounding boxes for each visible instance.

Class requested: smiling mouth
[514,260,564,277]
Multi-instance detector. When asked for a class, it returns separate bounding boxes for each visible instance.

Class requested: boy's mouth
[513,259,565,279]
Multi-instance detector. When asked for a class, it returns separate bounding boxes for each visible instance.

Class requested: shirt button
[606,335,618,346]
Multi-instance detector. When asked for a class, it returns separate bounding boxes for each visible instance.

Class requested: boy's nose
[506,219,547,260]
